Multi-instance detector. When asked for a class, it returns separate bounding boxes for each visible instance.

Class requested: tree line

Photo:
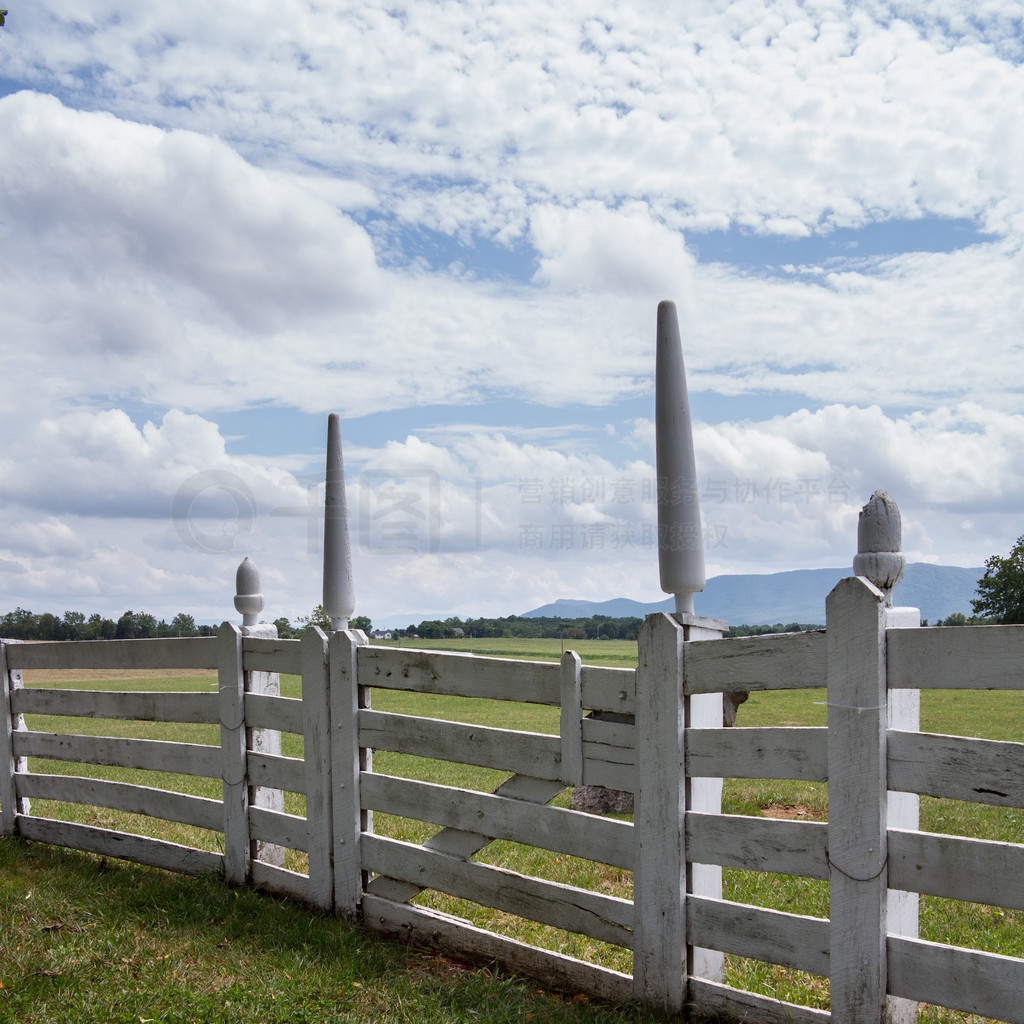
[0,607,214,641]
[4,536,1022,644]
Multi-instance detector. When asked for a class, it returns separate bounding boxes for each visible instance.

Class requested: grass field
[2,639,1023,1022]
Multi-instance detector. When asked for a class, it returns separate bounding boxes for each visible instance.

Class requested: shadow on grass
[0,837,663,1024]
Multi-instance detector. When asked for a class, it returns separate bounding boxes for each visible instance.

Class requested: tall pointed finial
[656,300,706,615]
[234,556,264,629]
[323,413,355,631]
[853,489,906,605]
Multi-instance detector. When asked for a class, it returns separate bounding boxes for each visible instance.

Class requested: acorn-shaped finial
[234,556,265,627]
[853,490,906,604]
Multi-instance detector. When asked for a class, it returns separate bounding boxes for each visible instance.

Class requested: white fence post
[332,627,370,918]
[218,621,250,886]
[633,611,687,1011]
[301,625,333,910]
[852,489,920,1024]
[827,574,889,1024]
[235,557,286,869]
[1,640,28,835]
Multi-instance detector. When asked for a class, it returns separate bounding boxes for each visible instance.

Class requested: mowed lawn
[2,636,1023,1022]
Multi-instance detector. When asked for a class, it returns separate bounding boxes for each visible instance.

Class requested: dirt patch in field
[761,803,824,821]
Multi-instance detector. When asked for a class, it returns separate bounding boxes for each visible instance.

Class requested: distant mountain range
[520,563,985,626]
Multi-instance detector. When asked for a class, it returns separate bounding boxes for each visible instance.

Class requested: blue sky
[1,1,1023,627]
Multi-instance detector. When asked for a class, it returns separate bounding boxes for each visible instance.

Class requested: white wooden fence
[3,576,1024,1024]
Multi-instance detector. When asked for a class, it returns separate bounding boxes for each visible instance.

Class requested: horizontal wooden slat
[243,692,304,734]
[362,894,634,1005]
[580,716,636,792]
[686,727,828,782]
[358,710,562,780]
[687,895,829,977]
[14,731,222,778]
[357,647,560,704]
[889,828,1024,909]
[363,834,633,948]
[689,978,832,1024]
[684,630,826,694]
[685,812,828,879]
[888,935,1024,1024]
[15,772,222,831]
[242,636,302,675]
[887,624,1024,691]
[248,806,308,852]
[246,752,306,795]
[5,637,217,672]
[888,730,1024,807]
[251,860,309,901]
[360,773,633,870]
[13,688,218,725]
[16,816,223,876]
[579,665,635,714]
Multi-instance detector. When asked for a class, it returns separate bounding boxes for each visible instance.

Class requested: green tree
[273,616,295,639]
[351,615,372,633]
[972,536,1024,623]
[170,613,199,637]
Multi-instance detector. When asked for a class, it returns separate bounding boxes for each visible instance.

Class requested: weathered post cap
[323,413,355,631]
[234,556,264,627]
[656,300,706,615]
[852,490,906,603]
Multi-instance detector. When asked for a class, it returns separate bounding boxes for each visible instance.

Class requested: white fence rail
[3,577,1024,1024]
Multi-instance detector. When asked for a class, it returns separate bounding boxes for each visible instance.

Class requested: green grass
[372,636,639,667]
[0,839,659,1024]
[4,657,1023,1023]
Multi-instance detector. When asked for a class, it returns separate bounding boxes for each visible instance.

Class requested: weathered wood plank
[632,612,686,1010]
[363,834,633,948]
[360,773,633,870]
[688,978,832,1024]
[560,651,583,786]
[241,635,302,675]
[826,575,888,1024]
[579,664,635,715]
[5,637,217,672]
[219,623,249,886]
[1,642,22,834]
[13,688,219,725]
[246,752,306,795]
[248,806,309,853]
[888,729,1024,807]
[17,815,223,876]
[687,896,829,977]
[685,812,828,880]
[300,627,332,909]
[332,629,371,918]
[888,935,1024,1024]
[685,727,828,782]
[357,646,560,704]
[684,630,826,695]
[250,860,309,902]
[887,623,1024,691]
[243,692,304,735]
[358,710,562,780]
[889,828,1024,910]
[362,894,634,1005]
[14,731,222,778]
[16,772,223,831]
[364,774,567,905]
